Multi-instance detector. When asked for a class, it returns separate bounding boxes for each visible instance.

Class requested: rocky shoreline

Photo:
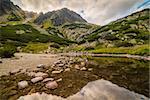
[0,54,149,100]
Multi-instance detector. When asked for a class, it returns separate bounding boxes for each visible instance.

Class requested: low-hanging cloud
[11,0,144,25]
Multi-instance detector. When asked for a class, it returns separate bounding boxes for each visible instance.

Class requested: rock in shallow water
[31,77,43,83]
[18,81,28,89]
[18,79,148,100]
[45,81,58,89]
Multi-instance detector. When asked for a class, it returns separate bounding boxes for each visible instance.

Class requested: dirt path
[0,53,59,76]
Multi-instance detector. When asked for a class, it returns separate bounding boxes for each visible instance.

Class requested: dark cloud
[11,0,144,25]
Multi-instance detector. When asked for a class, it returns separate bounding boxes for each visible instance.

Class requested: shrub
[0,45,16,58]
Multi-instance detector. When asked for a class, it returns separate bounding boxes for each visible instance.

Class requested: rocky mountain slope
[0,0,25,22]
[34,8,87,26]
[73,8,149,47]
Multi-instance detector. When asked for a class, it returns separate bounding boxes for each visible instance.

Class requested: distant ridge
[34,8,87,26]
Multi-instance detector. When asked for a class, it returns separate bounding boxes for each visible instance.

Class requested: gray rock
[31,77,43,83]
[45,81,58,89]
[18,81,28,89]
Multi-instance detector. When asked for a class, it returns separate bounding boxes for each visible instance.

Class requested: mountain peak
[34,8,87,26]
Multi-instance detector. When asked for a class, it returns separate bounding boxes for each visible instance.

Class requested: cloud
[11,0,144,25]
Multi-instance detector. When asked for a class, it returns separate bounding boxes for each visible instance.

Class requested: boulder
[42,78,54,83]
[45,81,58,89]
[31,77,43,83]
[18,81,28,89]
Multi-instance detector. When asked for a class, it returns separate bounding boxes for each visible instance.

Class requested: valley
[0,0,149,100]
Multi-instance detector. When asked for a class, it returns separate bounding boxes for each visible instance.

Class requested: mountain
[34,8,87,26]
[77,8,150,46]
[0,0,25,22]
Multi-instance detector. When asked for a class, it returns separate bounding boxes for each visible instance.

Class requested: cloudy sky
[11,0,149,25]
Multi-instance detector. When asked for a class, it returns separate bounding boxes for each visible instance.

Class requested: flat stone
[45,81,58,89]
[18,81,28,89]
[31,77,43,83]
[42,78,54,83]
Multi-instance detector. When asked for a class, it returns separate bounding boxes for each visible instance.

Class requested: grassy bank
[89,44,149,56]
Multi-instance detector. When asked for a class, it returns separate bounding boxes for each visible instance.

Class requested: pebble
[31,77,43,83]
[42,78,54,83]
[64,68,70,72]
[0,59,2,63]
[88,68,93,71]
[56,78,62,82]
[18,81,28,89]
[74,65,80,70]
[52,70,63,74]
[10,69,21,74]
[80,62,86,66]
[45,81,58,89]
[37,64,45,68]
[80,67,87,71]
[34,72,48,78]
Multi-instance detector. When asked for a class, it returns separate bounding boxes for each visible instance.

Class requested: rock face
[0,0,25,22]
[34,8,87,26]
[18,79,148,100]
[18,81,28,89]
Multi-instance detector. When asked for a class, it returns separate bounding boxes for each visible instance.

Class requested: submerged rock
[45,81,58,89]
[31,77,43,83]
[18,81,28,89]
